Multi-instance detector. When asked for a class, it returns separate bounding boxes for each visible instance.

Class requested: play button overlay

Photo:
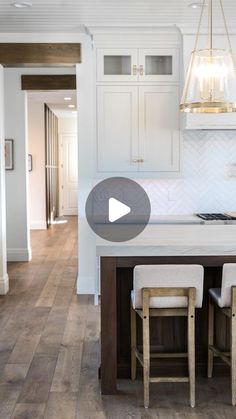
[109,198,131,223]
[85,177,151,242]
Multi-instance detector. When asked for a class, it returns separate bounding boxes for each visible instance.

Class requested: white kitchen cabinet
[97,49,138,82]
[97,85,180,174]
[97,48,179,83]
[97,85,139,172]
[139,86,180,172]
[138,48,179,82]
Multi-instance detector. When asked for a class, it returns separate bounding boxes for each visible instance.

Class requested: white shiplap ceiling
[0,0,236,33]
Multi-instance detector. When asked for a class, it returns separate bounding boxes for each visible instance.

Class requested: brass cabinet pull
[132,158,144,163]
[139,65,144,76]
[132,64,138,75]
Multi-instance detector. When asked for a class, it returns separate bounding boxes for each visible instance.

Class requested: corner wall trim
[77,275,95,295]
[7,248,32,262]
[0,273,9,295]
[30,221,47,230]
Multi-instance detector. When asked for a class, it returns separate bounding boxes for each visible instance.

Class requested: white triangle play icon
[108,198,131,223]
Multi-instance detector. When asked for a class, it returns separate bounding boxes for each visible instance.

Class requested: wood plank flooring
[0,216,235,418]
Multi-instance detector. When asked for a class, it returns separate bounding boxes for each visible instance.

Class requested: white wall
[0,65,9,294]
[27,98,47,230]
[4,69,31,262]
[58,117,77,135]
[76,35,96,295]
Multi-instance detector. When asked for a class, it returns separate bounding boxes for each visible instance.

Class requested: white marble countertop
[96,224,236,256]
[149,215,202,224]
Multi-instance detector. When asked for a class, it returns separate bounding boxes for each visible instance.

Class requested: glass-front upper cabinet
[97,48,179,82]
[97,49,138,82]
[138,48,179,82]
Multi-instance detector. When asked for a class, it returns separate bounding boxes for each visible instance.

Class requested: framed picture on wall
[5,139,14,170]
[28,154,32,172]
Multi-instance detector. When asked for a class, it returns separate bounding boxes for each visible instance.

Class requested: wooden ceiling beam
[21,75,76,90]
[0,43,81,67]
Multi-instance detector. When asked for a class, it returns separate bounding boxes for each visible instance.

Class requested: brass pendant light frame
[180,0,236,113]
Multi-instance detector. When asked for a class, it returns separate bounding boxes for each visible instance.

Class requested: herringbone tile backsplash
[138,131,236,215]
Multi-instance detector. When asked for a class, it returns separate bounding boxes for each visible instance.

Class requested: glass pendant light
[180,0,236,113]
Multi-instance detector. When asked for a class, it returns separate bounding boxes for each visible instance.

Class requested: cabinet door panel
[97,86,138,172]
[138,48,179,82]
[97,49,138,82]
[139,86,180,172]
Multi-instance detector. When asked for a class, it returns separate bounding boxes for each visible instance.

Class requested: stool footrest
[150,352,188,359]
[149,377,189,383]
[209,344,231,366]
[135,349,188,367]
[136,308,188,318]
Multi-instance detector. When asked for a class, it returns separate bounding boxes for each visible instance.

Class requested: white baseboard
[77,275,95,295]
[30,221,47,230]
[62,212,78,216]
[7,248,32,262]
[0,273,9,294]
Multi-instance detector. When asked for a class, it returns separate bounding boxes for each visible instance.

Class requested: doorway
[26,89,78,231]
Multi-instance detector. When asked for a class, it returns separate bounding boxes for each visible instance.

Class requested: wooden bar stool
[208,263,236,406]
[130,264,204,409]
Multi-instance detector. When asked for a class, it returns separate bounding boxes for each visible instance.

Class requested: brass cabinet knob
[139,65,144,76]
[132,65,137,75]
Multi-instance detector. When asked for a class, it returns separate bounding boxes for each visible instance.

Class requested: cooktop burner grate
[196,213,236,221]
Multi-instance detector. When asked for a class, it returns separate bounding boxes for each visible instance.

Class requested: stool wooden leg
[130,303,137,381]
[231,287,236,406]
[143,290,150,409]
[188,288,196,408]
[208,297,214,378]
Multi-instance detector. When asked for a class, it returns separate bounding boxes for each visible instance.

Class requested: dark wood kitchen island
[97,223,236,394]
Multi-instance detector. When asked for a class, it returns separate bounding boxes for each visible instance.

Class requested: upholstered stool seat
[208,263,236,406]
[130,264,204,409]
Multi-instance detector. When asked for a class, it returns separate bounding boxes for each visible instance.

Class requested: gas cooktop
[197,213,236,221]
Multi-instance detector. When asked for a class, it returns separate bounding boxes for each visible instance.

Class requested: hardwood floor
[0,216,235,418]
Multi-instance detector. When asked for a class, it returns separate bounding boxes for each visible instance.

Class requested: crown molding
[178,24,236,35]
[87,25,181,36]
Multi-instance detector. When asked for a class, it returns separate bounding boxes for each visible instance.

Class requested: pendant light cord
[219,0,232,52]
[194,0,206,51]
[208,0,213,49]
[195,0,232,52]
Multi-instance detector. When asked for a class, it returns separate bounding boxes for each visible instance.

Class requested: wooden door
[61,134,78,216]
